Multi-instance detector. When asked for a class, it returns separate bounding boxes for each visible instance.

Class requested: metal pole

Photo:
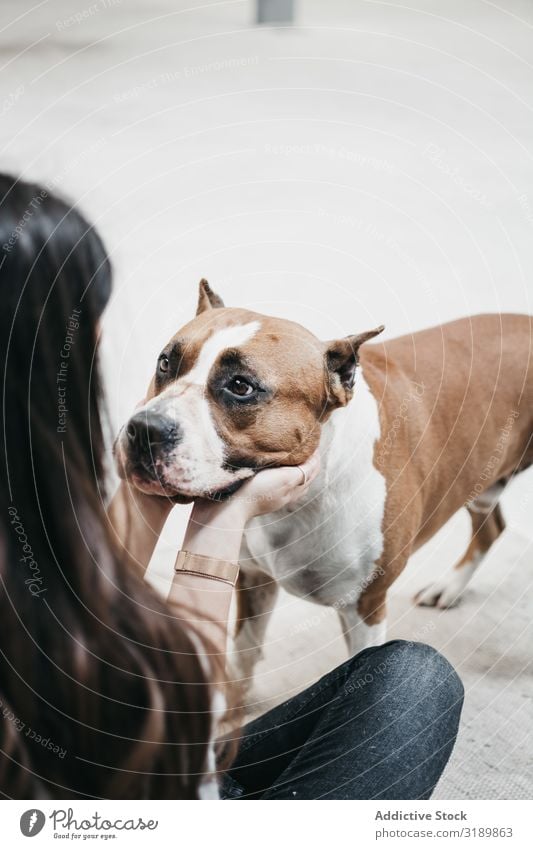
[256,0,295,25]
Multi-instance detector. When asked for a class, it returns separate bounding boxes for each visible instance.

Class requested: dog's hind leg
[415,486,506,609]
[229,568,279,691]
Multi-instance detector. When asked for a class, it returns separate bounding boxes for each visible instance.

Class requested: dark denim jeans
[220,640,464,800]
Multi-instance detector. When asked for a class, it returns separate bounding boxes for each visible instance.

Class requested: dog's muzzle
[125,409,181,467]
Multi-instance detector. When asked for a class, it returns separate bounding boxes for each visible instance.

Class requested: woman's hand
[182,449,321,562]
[172,450,321,660]
[108,398,176,571]
[230,448,322,522]
[107,481,175,572]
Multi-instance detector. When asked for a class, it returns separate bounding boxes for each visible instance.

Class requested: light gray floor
[1,0,532,798]
[240,519,533,800]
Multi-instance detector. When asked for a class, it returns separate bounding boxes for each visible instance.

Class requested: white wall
[1,0,532,564]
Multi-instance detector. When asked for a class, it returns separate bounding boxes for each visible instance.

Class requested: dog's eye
[158,355,169,374]
[226,377,255,397]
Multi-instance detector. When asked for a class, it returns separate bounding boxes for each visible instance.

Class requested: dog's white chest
[241,371,387,607]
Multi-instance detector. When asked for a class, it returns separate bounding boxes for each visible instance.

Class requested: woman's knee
[393,640,464,710]
[344,640,464,714]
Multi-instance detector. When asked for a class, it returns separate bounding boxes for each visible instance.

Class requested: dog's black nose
[125,410,179,460]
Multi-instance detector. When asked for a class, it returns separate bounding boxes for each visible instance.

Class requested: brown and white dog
[115,280,533,679]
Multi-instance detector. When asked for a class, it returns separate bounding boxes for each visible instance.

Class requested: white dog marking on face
[185,321,261,387]
[149,320,261,494]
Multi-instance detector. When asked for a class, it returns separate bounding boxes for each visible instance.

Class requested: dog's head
[115,280,384,500]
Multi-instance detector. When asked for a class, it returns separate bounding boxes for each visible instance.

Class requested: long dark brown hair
[0,174,212,798]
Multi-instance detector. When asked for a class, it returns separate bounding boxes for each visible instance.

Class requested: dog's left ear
[325,326,384,405]
[196,279,225,315]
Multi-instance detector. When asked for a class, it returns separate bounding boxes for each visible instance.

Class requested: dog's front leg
[228,567,279,692]
[338,596,387,656]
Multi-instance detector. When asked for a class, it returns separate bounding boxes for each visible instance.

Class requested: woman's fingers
[300,448,321,482]
[296,448,321,485]
[283,448,321,498]
[229,447,322,519]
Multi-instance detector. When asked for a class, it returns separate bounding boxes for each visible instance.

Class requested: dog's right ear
[196,279,225,315]
[325,325,384,406]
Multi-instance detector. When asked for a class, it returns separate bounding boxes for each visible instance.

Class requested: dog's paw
[415,575,467,609]
[415,561,478,609]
